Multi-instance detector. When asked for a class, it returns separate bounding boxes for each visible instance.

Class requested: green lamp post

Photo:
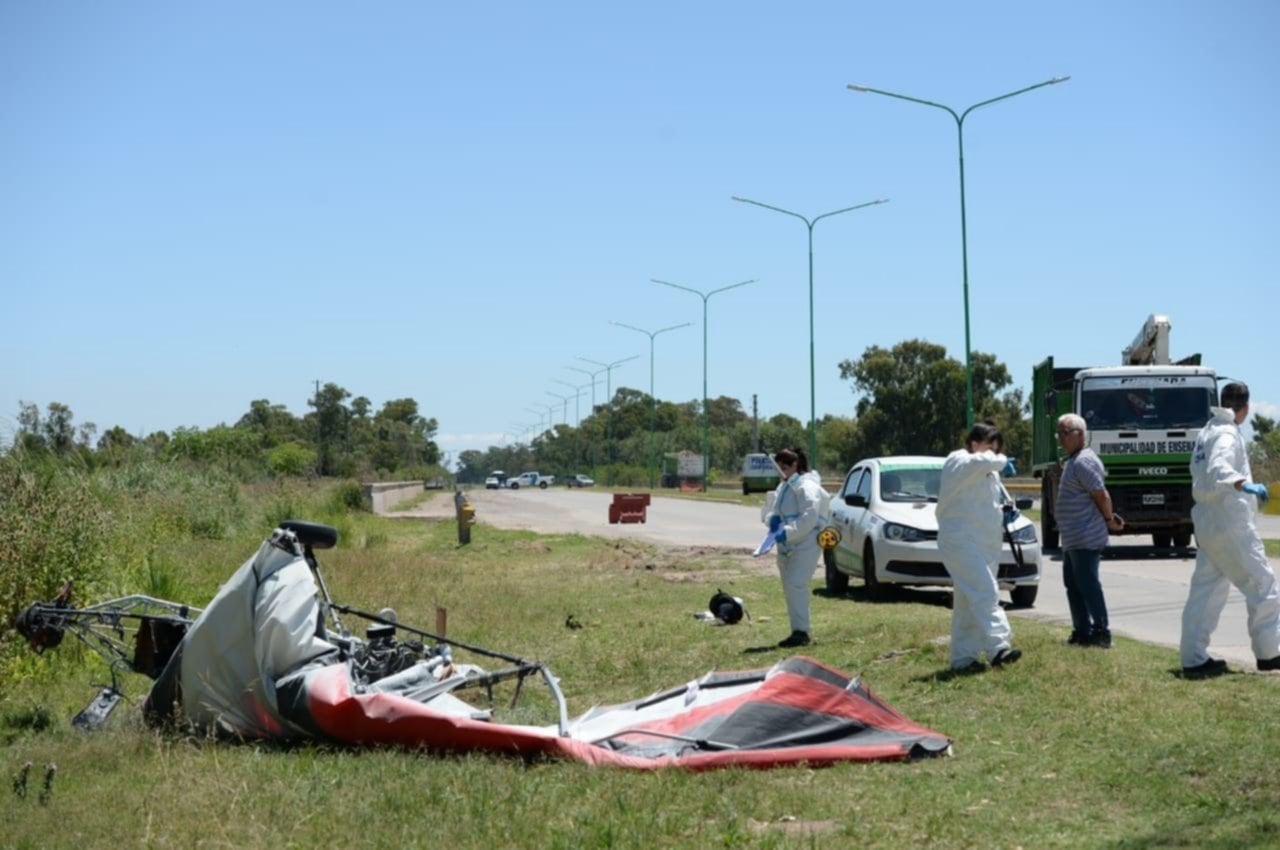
[651,278,755,492]
[611,320,691,488]
[848,76,1069,427]
[731,196,887,467]
[577,355,638,486]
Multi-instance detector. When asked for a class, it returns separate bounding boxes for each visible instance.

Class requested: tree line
[9,382,442,482]
[459,340,1032,484]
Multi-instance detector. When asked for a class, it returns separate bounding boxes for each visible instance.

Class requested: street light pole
[553,377,589,471]
[731,196,887,467]
[848,77,1069,428]
[546,390,570,425]
[578,355,639,486]
[566,365,605,481]
[651,278,755,492]
[611,320,692,488]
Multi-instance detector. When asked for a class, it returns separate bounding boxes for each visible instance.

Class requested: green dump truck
[1032,315,1216,550]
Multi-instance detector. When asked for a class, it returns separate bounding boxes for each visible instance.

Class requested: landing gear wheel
[824,549,848,595]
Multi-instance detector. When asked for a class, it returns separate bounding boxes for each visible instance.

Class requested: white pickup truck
[508,471,554,490]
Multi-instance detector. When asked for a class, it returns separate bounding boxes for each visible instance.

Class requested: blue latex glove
[774,529,787,544]
[768,515,782,534]
[1243,482,1270,503]
[1002,459,1017,477]
[1002,504,1020,524]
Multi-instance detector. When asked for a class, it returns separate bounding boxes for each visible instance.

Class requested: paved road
[405,490,1280,670]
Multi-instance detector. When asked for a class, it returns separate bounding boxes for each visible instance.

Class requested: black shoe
[1067,631,1087,646]
[991,647,1022,667]
[777,631,811,648]
[1088,629,1112,649]
[1182,658,1228,679]
[1257,655,1280,671]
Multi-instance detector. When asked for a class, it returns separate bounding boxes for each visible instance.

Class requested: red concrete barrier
[608,493,651,524]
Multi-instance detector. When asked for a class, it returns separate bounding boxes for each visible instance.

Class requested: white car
[484,470,507,490]
[824,456,1041,607]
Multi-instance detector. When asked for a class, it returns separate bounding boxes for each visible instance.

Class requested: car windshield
[879,464,942,502]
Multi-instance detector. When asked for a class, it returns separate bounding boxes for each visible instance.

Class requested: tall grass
[3,458,1279,848]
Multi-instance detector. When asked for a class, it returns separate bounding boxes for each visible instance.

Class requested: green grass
[3,517,1279,849]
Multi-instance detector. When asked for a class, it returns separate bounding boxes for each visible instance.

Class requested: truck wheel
[824,549,848,595]
[1011,585,1038,608]
[509,482,519,490]
[539,481,548,489]
[742,482,749,496]
[1153,533,1172,548]
[1040,478,1059,550]
[1173,531,1192,548]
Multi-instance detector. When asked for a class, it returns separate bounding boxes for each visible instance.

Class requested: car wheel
[863,543,882,600]
[1010,584,1038,608]
[539,481,548,489]
[1173,530,1192,548]
[1153,533,1172,548]
[509,482,519,490]
[742,482,749,496]
[824,548,848,595]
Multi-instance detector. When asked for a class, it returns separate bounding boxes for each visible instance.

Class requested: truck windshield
[1079,380,1214,431]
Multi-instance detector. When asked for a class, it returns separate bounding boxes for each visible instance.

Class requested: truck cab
[1033,359,1215,548]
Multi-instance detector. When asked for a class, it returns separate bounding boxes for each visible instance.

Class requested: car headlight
[1009,524,1038,544]
[882,522,927,543]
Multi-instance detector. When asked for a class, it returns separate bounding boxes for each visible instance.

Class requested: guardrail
[365,481,428,515]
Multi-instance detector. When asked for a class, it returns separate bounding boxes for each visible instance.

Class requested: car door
[833,465,870,575]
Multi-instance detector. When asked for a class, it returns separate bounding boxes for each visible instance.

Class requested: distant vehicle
[824,456,1041,608]
[484,470,507,490]
[508,471,554,490]
[741,453,780,495]
[566,474,595,488]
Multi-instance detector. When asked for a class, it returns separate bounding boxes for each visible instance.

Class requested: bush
[0,456,111,665]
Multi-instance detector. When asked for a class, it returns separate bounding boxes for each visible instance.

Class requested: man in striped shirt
[1056,414,1125,648]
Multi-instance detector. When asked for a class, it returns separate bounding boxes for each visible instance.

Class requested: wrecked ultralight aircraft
[16,521,951,769]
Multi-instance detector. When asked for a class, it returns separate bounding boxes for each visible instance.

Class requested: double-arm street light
[552,378,587,427]
[553,377,590,471]
[731,196,887,467]
[651,278,755,492]
[566,364,605,480]
[611,320,692,488]
[546,390,571,425]
[848,76,1069,427]
[577,355,638,485]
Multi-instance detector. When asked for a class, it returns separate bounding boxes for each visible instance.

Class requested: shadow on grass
[814,585,953,609]
[909,663,990,684]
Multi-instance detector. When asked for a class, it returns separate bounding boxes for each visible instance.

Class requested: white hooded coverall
[1179,406,1280,667]
[763,471,826,634]
[936,448,1012,668]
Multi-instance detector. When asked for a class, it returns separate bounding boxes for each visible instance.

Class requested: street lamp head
[1050,75,1071,84]
[847,84,869,92]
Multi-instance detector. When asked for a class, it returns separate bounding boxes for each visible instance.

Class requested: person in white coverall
[936,422,1022,670]
[762,447,826,648]
[1179,381,1278,677]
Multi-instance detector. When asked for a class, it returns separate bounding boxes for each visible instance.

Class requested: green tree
[308,383,352,476]
[838,339,1019,462]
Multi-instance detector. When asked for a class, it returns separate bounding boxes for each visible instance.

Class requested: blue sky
[3,1,1277,464]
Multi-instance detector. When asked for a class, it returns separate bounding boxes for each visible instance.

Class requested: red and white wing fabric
[278,655,950,770]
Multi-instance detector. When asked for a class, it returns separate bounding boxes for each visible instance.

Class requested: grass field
[4,515,1279,849]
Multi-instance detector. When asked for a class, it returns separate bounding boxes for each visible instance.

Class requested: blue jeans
[1063,548,1109,635]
